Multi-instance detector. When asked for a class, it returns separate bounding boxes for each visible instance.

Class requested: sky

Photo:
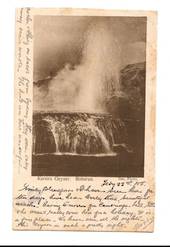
[34,16,146,81]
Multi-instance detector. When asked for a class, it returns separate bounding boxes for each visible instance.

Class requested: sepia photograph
[32,16,146,177]
[13,8,156,233]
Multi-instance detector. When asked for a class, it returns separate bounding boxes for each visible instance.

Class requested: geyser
[77,20,121,112]
[33,19,126,156]
[34,19,121,113]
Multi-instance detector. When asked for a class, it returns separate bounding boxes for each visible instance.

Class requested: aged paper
[13,8,157,232]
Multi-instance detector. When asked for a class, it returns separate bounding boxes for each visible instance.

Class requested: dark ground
[32,152,144,177]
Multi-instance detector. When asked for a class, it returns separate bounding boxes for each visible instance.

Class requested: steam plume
[34,19,121,113]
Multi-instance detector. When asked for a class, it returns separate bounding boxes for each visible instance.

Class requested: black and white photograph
[32,16,146,177]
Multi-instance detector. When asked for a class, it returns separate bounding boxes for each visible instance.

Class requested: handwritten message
[13,178,154,231]
[15,8,32,172]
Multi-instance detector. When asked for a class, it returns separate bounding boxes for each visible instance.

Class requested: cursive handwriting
[14,179,154,231]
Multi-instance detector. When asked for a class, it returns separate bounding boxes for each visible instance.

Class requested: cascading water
[33,112,128,155]
[33,20,129,157]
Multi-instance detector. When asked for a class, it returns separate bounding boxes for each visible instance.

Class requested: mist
[34,19,122,113]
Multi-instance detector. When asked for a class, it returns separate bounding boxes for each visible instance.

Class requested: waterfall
[33,112,128,155]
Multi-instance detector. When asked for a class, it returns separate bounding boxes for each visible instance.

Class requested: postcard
[13,8,157,231]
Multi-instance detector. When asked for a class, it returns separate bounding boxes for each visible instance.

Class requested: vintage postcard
[13,8,157,232]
